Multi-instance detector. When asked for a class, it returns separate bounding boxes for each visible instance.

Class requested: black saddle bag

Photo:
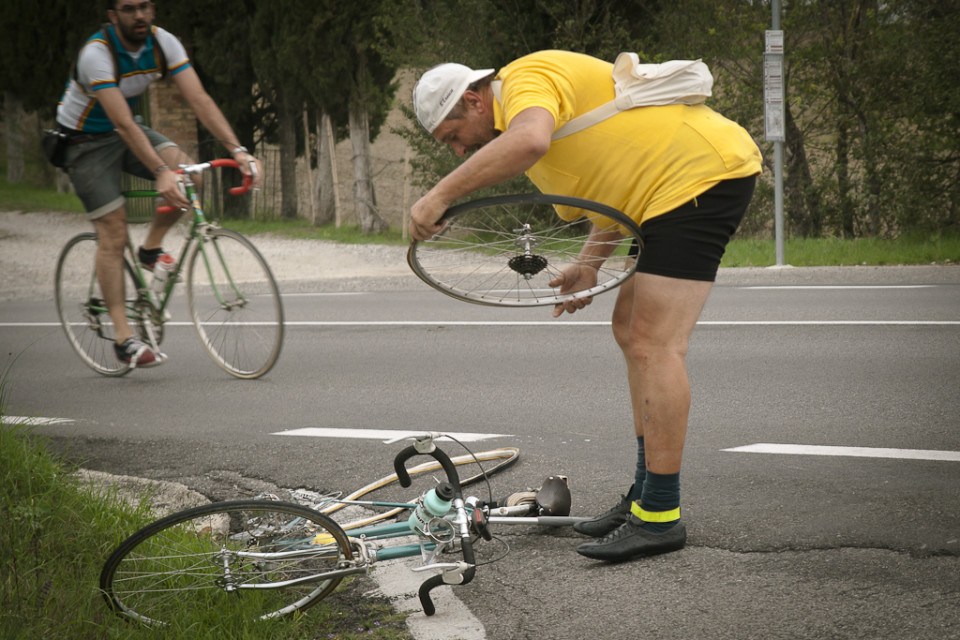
[42,128,71,168]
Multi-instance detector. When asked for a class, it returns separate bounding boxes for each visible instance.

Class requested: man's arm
[96,87,190,208]
[409,106,555,241]
[172,68,262,185]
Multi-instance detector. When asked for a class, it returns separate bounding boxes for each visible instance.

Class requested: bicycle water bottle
[151,254,175,296]
[408,482,454,536]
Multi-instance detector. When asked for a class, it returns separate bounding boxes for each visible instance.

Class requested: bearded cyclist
[55,0,262,368]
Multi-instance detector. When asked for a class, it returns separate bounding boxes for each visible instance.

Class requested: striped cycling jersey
[56,24,190,133]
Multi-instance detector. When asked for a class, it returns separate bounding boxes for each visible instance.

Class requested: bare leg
[92,207,133,344]
[612,272,713,474]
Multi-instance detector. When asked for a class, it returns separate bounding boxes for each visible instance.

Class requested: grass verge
[2,179,958,265]
[0,354,412,640]
[0,422,413,640]
[722,232,959,267]
[0,177,85,214]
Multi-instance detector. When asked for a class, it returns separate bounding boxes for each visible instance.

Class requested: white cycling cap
[412,63,494,134]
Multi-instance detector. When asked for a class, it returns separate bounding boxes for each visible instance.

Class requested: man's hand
[156,166,190,210]
[409,192,450,241]
[549,263,599,317]
[232,150,262,190]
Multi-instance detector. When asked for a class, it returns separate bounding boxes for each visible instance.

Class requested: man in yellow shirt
[411,50,761,562]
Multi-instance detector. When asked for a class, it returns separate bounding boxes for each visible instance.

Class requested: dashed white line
[723,443,960,462]
[272,427,510,442]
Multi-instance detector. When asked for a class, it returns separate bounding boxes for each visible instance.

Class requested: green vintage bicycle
[99,434,583,626]
[54,158,284,379]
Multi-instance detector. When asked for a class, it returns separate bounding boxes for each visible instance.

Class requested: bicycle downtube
[394,444,477,616]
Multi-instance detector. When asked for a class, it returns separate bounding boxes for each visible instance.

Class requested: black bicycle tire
[100,499,352,627]
[55,232,137,377]
[408,193,643,307]
[185,228,284,379]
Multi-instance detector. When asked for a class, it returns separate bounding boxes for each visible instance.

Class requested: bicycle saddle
[536,475,571,516]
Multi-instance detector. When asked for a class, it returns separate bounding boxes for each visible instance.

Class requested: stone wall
[146,77,198,159]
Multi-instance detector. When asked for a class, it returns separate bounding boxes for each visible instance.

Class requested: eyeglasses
[115,1,154,16]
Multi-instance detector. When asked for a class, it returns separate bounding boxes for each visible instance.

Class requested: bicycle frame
[57,157,283,378]
[121,160,258,349]
[123,162,250,317]
[197,435,586,615]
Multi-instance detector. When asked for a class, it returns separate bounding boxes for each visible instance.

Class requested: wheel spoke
[187,230,284,378]
[100,501,353,627]
[409,194,641,307]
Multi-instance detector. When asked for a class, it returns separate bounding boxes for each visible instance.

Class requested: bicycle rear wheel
[408,193,642,307]
[100,500,354,628]
[186,229,284,379]
[55,233,135,376]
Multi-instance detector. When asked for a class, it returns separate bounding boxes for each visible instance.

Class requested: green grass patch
[0,177,85,214]
[216,219,409,246]
[0,420,413,640]
[0,357,412,639]
[722,232,960,267]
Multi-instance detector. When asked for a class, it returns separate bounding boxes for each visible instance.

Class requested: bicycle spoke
[187,230,284,378]
[55,233,135,376]
[100,501,353,627]
[409,194,641,307]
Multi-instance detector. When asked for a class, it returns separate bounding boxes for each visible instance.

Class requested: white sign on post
[764,30,785,142]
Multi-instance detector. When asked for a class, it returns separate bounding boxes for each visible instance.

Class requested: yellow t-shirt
[493,50,762,229]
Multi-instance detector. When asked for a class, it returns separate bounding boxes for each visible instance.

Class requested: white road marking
[723,443,960,462]
[741,285,936,290]
[3,319,958,328]
[280,292,369,297]
[2,416,75,426]
[272,427,510,442]
[371,558,486,640]
[281,320,959,327]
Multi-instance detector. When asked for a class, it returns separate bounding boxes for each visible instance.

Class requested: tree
[0,1,95,183]
[336,2,398,233]
[249,0,315,220]
[161,0,269,218]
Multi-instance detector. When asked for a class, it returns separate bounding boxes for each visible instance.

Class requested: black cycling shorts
[628,175,757,282]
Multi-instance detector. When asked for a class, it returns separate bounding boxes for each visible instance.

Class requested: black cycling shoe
[576,515,686,562]
[572,486,633,537]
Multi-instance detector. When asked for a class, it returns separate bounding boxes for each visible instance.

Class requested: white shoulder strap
[494,55,711,142]
[493,79,620,141]
[551,102,621,140]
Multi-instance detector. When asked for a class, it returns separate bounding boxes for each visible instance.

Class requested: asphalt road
[2,266,959,640]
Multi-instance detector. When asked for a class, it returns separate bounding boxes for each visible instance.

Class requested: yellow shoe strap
[631,501,680,523]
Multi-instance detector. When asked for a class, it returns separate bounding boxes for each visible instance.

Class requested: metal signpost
[764,1,786,266]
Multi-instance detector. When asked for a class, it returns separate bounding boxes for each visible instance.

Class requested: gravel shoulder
[0,209,417,302]
[2,209,958,303]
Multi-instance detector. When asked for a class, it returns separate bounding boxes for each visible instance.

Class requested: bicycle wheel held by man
[52,0,262,369]
[410,50,762,563]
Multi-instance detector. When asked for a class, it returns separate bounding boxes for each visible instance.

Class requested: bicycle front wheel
[55,233,134,376]
[408,193,643,307]
[186,229,284,378]
[100,500,353,628]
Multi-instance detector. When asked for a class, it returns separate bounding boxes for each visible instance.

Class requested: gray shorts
[63,124,178,219]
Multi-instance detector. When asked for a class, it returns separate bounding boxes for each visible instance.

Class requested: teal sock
[629,436,645,502]
[638,470,680,533]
